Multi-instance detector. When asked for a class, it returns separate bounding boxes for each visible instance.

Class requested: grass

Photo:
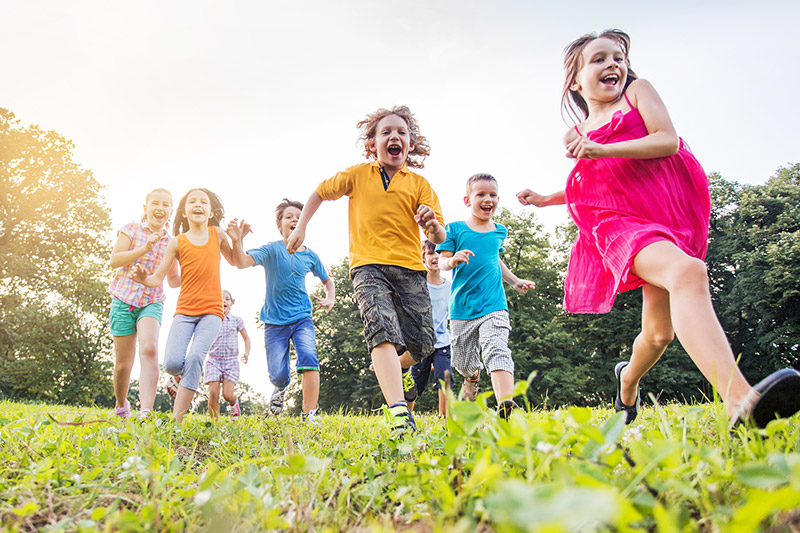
[2,389,800,532]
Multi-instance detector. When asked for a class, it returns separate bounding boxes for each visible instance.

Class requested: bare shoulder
[625,78,658,108]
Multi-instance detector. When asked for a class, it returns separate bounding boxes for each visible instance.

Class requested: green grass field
[3,392,800,532]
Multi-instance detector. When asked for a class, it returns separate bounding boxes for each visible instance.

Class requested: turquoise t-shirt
[437,221,507,320]
[247,241,329,326]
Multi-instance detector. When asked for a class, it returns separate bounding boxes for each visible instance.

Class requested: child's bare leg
[173,386,195,422]
[112,334,136,408]
[136,317,160,412]
[221,379,237,405]
[619,284,674,405]
[207,381,221,418]
[438,388,447,416]
[301,370,320,413]
[632,241,750,415]
[491,370,515,404]
[371,342,404,405]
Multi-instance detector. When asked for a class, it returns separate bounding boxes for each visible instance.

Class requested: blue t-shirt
[247,241,329,326]
[437,221,508,320]
[427,278,451,348]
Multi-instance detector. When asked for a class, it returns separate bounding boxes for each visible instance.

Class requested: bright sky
[4,1,799,400]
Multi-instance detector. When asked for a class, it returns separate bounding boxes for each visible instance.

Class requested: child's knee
[672,257,709,291]
[164,359,183,376]
[138,340,158,360]
[643,327,675,350]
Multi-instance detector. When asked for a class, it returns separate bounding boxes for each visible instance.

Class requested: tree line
[2,109,798,413]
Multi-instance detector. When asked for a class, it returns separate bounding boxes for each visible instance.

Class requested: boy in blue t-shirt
[228,199,335,423]
[437,174,534,418]
[408,239,453,417]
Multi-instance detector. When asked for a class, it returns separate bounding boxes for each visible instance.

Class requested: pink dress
[563,94,711,313]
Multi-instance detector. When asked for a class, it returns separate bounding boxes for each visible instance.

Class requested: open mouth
[480,204,494,214]
[387,144,402,156]
[601,74,619,86]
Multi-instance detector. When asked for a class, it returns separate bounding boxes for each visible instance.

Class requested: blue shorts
[411,345,452,393]
[264,317,319,390]
[109,298,164,337]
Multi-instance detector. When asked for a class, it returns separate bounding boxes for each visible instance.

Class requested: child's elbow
[665,135,680,156]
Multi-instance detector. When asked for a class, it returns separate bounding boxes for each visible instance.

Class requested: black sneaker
[498,400,519,420]
[402,370,418,403]
[389,403,417,434]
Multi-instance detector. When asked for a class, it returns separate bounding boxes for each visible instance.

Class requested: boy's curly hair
[356,105,431,169]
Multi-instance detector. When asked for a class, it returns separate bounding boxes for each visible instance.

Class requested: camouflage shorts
[350,264,435,362]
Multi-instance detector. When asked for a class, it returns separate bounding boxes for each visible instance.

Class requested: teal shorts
[109,298,164,337]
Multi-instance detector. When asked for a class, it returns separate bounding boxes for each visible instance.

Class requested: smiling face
[143,190,172,231]
[571,37,628,104]
[277,206,302,240]
[370,114,414,173]
[183,189,212,226]
[465,179,499,222]
[221,290,234,316]
[423,247,441,273]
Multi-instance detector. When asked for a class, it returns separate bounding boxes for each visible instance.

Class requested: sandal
[614,361,640,425]
[730,369,800,428]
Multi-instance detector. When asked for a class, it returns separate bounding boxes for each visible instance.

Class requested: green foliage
[3,398,800,531]
[0,109,114,405]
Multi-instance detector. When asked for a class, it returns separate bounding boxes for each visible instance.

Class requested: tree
[0,108,114,405]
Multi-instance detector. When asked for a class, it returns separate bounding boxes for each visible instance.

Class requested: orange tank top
[175,226,224,319]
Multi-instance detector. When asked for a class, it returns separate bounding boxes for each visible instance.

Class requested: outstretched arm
[315,277,336,313]
[516,189,566,207]
[227,219,256,269]
[132,238,178,288]
[287,191,323,254]
[415,205,446,244]
[500,258,535,293]
[239,327,251,364]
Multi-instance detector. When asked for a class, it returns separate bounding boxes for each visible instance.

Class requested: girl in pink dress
[517,29,800,428]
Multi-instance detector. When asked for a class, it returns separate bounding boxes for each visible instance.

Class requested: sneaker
[228,399,241,420]
[114,401,131,420]
[461,374,480,401]
[138,409,153,421]
[166,375,181,399]
[270,387,285,415]
[302,407,320,427]
[498,400,519,420]
[388,403,417,434]
[402,369,418,403]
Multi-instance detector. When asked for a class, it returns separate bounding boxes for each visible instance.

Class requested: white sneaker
[228,400,241,420]
[302,407,320,427]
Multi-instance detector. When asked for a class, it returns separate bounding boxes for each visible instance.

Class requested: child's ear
[463,195,470,206]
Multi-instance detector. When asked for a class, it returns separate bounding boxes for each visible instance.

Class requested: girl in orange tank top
[133,188,237,422]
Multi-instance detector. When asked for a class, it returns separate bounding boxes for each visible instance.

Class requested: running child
[108,188,179,420]
[439,173,535,419]
[228,199,334,423]
[517,29,800,427]
[408,239,453,417]
[133,188,236,422]
[286,105,446,433]
[204,289,251,419]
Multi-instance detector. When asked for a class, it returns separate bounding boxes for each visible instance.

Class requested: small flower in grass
[536,441,555,454]
[622,425,642,443]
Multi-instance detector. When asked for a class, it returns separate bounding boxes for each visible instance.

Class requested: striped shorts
[451,310,514,377]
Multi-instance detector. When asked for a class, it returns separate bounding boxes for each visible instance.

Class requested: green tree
[0,108,113,405]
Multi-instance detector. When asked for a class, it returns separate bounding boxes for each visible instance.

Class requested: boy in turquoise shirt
[438,173,534,418]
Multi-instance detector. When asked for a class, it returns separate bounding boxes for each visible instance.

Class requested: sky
[3,0,799,400]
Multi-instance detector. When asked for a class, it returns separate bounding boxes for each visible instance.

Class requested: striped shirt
[108,222,171,308]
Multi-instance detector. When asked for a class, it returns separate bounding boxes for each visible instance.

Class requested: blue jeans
[164,314,222,391]
[411,345,452,393]
[264,317,319,390]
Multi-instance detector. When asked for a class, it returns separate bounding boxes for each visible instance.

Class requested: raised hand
[314,295,335,313]
[565,136,605,159]
[414,204,439,233]
[512,279,536,294]
[450,249,474,268]
[516,189,548,207]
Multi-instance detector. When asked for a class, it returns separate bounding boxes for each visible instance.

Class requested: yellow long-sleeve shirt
[316,162,444,271]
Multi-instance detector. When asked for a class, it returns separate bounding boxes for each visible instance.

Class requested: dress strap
[574,125,582,137]
[623,90,633,109]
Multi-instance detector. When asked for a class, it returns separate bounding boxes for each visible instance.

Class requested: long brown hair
[356,105,431,169]
[172,188,225,236]
[561,29,638,124]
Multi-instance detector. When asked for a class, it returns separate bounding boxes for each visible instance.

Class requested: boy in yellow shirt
[287,105,445,433]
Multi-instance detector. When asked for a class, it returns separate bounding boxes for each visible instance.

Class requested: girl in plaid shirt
[109,188,179,420]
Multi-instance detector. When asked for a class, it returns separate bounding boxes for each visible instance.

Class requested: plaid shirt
[108,222,171,308]
[208,314,245,359]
